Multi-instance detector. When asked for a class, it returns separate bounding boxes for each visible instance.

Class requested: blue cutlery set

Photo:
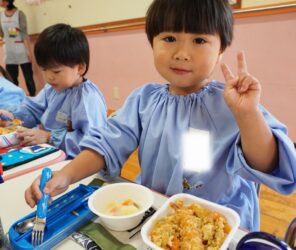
[8,168,99,250]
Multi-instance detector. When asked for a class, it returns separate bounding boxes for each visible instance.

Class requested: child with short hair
[0,23,107,158]
[25,0,296,231]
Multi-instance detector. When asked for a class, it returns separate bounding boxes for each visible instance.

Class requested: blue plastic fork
[31,168,52,246]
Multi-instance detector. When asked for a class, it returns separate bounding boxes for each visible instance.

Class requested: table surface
[0,161,247,249]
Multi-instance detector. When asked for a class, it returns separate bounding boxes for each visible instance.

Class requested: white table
[0,161,247,249]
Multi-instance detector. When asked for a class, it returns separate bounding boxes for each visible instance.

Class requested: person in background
[0,65,24,128]
[0,65,25,112]
[25,0,296,232]
[0,0,36,96]
[0,23,107,159]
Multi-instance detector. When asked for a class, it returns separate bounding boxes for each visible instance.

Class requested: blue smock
[13,80,107,158]
[80,81,296,231]
[0,76,25,112]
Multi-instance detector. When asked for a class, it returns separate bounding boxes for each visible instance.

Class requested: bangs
[146,0,233,50]
[35,43,78,70]
[165,2,216,34]
[34,24,89,71]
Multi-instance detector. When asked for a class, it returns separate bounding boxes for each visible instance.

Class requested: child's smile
[170,67,192,75]
[153,32,221,95]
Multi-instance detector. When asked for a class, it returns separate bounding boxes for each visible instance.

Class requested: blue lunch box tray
[9,184,99,250]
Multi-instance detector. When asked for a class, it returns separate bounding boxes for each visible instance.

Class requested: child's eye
[194,38,206,44]
[163,36,176,43]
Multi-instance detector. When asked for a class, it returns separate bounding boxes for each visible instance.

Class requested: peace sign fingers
[221,51,248,84]
[221,50,261,109]
[221,61,239,91]
[221,62,236,82]
[237,50,248,77]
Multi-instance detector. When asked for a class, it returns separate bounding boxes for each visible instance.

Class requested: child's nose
[173,46,191,61]
[44,72,54,82]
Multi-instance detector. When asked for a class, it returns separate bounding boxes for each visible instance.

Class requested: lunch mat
[0,146,59,171]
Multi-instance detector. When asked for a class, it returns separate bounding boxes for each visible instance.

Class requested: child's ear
[78,64,87,75]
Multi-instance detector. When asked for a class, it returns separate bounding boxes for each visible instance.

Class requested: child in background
[0,23,107,158]
[25,0,296,231]
[0,65,25,112]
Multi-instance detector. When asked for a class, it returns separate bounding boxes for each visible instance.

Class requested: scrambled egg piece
[150,200,231,250]
[0,119,23,135]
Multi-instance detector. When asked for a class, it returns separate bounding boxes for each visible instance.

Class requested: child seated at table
[0,23,107,158]
[25,0,296,231]
[0,65,25,113]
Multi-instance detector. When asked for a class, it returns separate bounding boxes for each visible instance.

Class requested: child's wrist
[235,107,261,126]
[47,132,52,143]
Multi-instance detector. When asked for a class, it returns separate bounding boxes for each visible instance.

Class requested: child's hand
[16,127,51,146]
[0,109,14,127]
[221,51,261,117]
[25,170,71,208]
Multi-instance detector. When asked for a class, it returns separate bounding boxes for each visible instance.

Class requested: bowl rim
[141,193,241,250]
[0,131,19,148]
[88,182,154,219]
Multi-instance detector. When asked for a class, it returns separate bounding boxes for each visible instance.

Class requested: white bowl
[88,182,154,231]
[0,131,20,148]
[141,193,240,250]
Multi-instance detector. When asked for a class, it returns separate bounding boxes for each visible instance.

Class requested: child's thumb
[44,177,69,198]
[43,179,59,195]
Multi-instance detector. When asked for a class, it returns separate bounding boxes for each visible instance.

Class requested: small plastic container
[0,132,19,149]
[141,193,240,250]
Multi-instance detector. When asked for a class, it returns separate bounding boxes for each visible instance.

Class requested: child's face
[153,32,221,95]
[41,64,86,92]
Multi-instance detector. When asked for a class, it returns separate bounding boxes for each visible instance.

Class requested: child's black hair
[145,0,233,51]
[34,23,90,76]
[4,0,16,10]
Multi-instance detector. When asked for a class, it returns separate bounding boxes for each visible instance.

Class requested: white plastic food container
[141,193,240,250]
[88,182,154,231]
[0,131,19,148]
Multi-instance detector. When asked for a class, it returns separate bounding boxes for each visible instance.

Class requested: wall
[84,12,296,141]
[213,12,296,141]
[14,0,152,34]
[8,0,296,34]
[0,3,295,141]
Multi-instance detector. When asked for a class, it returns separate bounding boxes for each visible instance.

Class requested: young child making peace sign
[25,0,296,231]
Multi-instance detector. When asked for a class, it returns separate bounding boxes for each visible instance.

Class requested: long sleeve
[79,82,296,231]
[62,85,107,159]
[13,88,47,127]
[80,87,142,177]
[0,77,25,112]
[226,106,296,194]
